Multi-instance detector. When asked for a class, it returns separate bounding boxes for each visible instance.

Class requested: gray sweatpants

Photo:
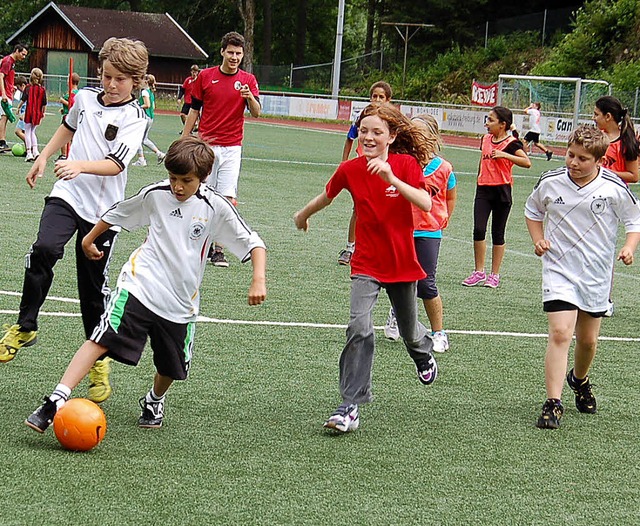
[339,274,434,405]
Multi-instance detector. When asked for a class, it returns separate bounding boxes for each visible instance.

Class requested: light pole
[331,0,345,99]
[382,22,433,98]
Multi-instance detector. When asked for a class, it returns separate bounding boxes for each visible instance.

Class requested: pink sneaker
[462,270,486,287]
[484,273,500,288]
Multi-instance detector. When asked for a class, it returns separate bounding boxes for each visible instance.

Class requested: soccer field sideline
[2,289,640,342]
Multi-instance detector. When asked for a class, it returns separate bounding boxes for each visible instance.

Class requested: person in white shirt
[0,38,149,405]
[523,102,553,161]
[25,136,267,433]
[525,124,640,430]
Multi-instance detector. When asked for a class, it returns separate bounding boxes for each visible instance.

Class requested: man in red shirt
[182,32,261,267]
[0,44,28,151]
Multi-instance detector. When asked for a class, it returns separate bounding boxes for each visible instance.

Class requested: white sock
[146,388,165,404]
[346,242,355,252]
[50,383,72,409]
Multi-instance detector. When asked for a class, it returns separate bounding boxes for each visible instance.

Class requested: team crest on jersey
[385,184,399,197]
[590,197,606,215]
[105,124,118,141]
[234,81,242,90]
[189,221,206,240]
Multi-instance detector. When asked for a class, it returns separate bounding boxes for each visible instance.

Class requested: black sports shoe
[138,396,164,428]
[414,353,438,385]
[536,398,564,429]
[566,369,596,413]
[25,397,58,433]
[546,150,553,161]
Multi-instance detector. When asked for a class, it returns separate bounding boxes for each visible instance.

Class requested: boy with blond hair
[0,38,149,405]
[525,124,640,429]
[26,136,266,431]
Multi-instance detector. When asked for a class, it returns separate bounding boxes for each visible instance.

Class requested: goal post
[497,74,611,130]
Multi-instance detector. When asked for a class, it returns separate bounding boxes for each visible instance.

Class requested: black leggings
[472,185,512,245]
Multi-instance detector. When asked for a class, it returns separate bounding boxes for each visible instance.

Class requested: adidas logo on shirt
[94,110,103,118]
[554,196,565,204]
[170,208,183,218]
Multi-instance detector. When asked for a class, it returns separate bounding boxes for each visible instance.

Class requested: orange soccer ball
[53,398,107,451]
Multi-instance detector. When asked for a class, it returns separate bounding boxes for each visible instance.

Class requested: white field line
[1,291,638,342]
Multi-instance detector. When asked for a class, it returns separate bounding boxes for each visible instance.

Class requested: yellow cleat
[0,324,37,363]
[88,357,113,403]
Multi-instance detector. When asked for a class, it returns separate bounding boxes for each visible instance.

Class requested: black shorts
[543,300,606,318]
[524,131,540,143]
[90,288,195,380]
[180,103,192,115]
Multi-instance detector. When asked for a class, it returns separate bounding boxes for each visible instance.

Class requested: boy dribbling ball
[525,124,640,429]
[26,136,267,433]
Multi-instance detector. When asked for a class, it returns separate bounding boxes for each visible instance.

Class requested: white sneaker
[384,307,400,341]
[157,152,166,164]
[25,152,34,162]
[431,331,450,353]
[604,301,614,317]
[323,404,359,433]
[132,158,147,167]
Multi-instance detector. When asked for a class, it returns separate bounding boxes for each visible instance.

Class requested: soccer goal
[497,74,611,128]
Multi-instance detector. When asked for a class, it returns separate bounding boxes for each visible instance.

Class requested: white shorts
[208,145,242,198]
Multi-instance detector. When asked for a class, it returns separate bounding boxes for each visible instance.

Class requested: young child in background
[337,81,393,266]
[132,74,165,166]
[593,95,639,184]
[0,38,149,406]
[462,106,531,289]
[58,72,80,160]
[25,136,267,432]
[20,68,47,162]
[384,114,457,354]
[13,75,27,148]
[294,103,438,433]
[523,102,553,160]
[525,125,640,429]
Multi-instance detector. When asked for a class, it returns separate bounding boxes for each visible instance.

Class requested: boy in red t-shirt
[294,103,438,433]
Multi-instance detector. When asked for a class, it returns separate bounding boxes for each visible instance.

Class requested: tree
[237,0,256,72]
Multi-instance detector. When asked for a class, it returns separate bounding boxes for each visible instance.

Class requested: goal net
[497,74,610,118]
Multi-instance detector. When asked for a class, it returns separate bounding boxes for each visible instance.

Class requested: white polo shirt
[50,87,147,223]
[102,181,266,323]
[525,166,640,311]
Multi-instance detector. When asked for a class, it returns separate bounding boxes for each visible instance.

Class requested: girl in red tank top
[593,95,639,184]
[462,106,531,289]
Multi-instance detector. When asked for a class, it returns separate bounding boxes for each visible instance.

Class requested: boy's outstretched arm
[81,220,114,260]
[293,191,333,231]
[618,231,640,265]
[248,247,267,305]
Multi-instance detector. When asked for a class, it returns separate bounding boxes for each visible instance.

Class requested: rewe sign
[471,81,498,107]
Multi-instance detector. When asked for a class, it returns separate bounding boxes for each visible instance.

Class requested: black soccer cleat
[138,396,164,428]
[536,398,564,429]
[25,397,58,433]
[566,369,597,414]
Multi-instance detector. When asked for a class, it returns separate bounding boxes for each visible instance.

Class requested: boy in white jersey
[0,38,149,405]
[25,136,267,432]
[525,125,640,429]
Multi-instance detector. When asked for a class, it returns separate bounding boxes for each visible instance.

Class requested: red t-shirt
[191,66,260,147]
[326,153,427,283]
[181,75,196,105]
[0,55,16,98]
[23,84,47,125]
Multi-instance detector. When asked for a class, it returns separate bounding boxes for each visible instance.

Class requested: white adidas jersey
[102,181,266,323]
[525,166,640,311]
[50,87,147,223]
